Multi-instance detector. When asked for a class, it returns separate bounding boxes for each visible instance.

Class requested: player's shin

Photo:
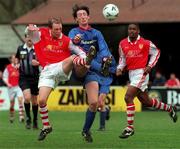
[126,103,135,130]
[39,104,50,128]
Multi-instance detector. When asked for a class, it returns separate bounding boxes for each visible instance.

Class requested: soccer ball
[102,4,119,21]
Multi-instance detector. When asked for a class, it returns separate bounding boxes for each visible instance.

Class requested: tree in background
[0,0,47,23]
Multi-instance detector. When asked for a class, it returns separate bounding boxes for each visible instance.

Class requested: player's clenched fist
[73,56,86,66]
[28,24,39,31]
[73,34,82,44]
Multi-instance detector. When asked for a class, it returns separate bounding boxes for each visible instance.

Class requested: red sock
[39,104,50,128]
[10,107,14,118]
[150,98,171,112]
[126,103,135,130]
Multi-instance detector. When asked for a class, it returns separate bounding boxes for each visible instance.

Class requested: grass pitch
[0,111,179,149]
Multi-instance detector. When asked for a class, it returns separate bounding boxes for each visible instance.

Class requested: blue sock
[83,109,96,133]
[100,111,106,128]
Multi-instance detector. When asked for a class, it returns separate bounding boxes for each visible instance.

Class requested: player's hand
[7,83,12,88]
[116,68,122,76]
[73,56,86,66]
[28,24,39,31]
[84,65,90,69]
[32,59,39,66]
[73,34,82,44]
[144,66,151,75]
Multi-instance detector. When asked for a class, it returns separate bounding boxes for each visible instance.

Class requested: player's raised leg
[137,91,178,123]
[73,46,97,78]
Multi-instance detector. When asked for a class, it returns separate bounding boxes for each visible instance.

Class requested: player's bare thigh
[38,86,52,105]
[125,85,140,103]
[85,81,99,111]
[74,65,88,78]
[62,55,75,76]
[137,90,152,106]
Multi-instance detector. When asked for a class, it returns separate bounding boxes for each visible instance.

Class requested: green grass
[0,111,179,149]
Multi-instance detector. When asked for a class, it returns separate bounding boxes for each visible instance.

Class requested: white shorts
[129,68,149,92]
[38,61,72,89]
[8,86,24,101]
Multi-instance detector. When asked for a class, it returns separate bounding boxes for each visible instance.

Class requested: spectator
[152,71,166,86]
[0,70,6,86]
[165,73,180,88]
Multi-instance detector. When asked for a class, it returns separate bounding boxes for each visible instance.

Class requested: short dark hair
[128,23,140,29]
[9,54,16,62]
[25,34,29,38]
[48,17,62,28]
[72,4,90,19]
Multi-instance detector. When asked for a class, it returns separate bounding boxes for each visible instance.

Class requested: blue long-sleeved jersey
[68,27,117,86]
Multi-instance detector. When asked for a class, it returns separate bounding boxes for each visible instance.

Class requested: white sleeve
[117,45,126,70]
[68,40,86,59]
[25,26,41,44]
[148,41,160,68]
[2,68,9,85]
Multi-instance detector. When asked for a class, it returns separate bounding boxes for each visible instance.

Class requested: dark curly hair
[72,4,90,19]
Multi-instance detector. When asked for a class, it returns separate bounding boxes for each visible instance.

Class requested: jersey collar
[128,35,140,45]
[23,43,34,51]
[79,25,92,31]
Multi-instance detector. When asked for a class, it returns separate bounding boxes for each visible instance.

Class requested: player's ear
[87,15,90,20]
[75,18,78,23]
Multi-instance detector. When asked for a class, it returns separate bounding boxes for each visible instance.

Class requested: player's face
[76,10,89,26]
[11,55,16,64]
[25,36,33,47]
[128,24,139,40]
[51,23,62,39]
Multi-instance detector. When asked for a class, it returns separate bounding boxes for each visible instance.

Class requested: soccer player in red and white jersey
[116,23,178,139]
[3,54,24,123]
[26,17,87,141]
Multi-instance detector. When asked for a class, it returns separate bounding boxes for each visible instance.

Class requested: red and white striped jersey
[28,27,86,67]
[117,35,160,70]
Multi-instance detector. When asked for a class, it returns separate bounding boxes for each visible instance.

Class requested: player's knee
[24,95,31,103]
[24,98,31,103]
[31,100,38,105]
[89,101,98,111]
[125,93,133,103]
[38,98,46,106]
[145,99,152,107]
[10,101,15,106]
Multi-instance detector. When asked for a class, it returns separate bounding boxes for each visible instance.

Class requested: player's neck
[79,24,89,30]
[129,37,137,42]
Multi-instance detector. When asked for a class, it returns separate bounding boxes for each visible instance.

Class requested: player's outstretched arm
[25,24,40,44]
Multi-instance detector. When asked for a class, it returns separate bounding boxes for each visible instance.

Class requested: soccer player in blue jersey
[69,4,117,143]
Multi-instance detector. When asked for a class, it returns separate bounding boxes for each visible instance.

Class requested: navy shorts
[19,76,39,95]
[84,73,111,94]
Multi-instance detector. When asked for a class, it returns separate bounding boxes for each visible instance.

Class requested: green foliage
[0,111,179,148]
[0,0,47,23]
